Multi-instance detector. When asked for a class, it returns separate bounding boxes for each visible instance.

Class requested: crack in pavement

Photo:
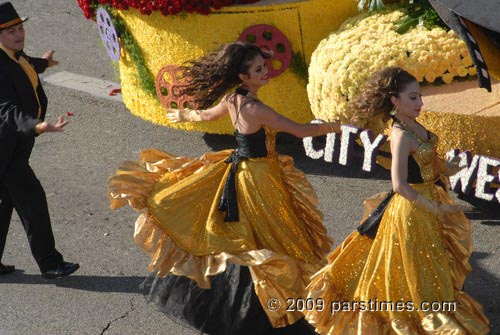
[100,299,135,335]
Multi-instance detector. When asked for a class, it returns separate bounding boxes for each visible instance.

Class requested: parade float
[77,0,375,134]
[77,0,498,153]
[77,0,499,202]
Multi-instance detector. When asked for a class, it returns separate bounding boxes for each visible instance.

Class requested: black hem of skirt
[140,264,318,335]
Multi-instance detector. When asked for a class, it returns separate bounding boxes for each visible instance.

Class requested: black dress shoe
[0,263,15,275]
[41,262,79,279]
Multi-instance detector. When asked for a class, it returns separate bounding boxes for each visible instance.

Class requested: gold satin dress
[305,130,489,334]
[108,125,332,328]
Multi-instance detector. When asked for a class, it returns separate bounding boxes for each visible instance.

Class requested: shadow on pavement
[465,251,500,330]
[0,273,144,293]
[460,193,500,224]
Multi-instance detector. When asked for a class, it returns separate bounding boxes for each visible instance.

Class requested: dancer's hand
[166,108,202,123]
[413,194,472,215]
[439,203,473,214]
[166,109,182,123]
[439,156,464,176]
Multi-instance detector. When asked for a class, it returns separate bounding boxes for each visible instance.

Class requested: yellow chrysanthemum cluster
[308,8,475,124]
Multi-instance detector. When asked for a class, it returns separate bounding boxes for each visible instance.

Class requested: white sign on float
[303,121,388,173]
[303,121,500,203]
[447,149,500,203]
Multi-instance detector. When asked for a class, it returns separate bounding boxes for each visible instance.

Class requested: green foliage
[290,52,308,84]
[395,0,448,34]
[357,0,385,12]
[102,6,157,96]
[357,0,448,34]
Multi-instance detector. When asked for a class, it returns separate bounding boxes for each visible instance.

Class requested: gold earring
[390,106,398,116]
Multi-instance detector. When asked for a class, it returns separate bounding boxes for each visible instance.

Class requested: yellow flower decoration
[307,7,474,124]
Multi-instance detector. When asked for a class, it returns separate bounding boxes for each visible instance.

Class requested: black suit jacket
[0,49,49,177]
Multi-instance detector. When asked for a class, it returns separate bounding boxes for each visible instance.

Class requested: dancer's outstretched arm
[247,102,341,138]
[166,100,229,123]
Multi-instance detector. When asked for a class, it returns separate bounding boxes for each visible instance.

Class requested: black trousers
[0,141,63,272]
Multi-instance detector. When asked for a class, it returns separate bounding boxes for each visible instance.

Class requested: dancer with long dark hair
[108,42,340,334]
[304,67,489,334]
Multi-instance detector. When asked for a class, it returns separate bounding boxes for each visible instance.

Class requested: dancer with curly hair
[108,42,340,335]
[304,67,489,334]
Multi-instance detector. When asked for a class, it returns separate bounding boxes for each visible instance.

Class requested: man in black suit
[0,2,79,278]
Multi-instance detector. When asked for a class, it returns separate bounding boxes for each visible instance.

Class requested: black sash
[357,190,395,238]
[218,127,268,222]
[358,179,445,238]
[218,150,248,222]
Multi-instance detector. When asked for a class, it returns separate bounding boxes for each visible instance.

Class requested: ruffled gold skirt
[305,181,489,334]
[108,149,332,327]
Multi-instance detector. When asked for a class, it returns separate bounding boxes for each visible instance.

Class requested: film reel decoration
[155,64,197,111]
[238,24,292,78]
[96,7,120,61]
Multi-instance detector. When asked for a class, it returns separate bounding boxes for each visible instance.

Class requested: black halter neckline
[235,87,250,96]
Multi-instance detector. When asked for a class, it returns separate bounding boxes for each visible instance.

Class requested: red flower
[109,88,122,96]
[77,0,263,19]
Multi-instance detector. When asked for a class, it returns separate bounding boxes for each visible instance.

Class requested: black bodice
[234,128,267,158]
[378,151,424,184]
[407,155,424,184]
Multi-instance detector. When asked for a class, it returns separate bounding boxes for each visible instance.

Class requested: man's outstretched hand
[36,115,69,133]
[43,50,59,67]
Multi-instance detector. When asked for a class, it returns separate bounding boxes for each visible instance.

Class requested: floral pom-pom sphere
[307,8,474,127]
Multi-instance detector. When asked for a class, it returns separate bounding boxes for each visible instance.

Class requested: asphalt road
[0,1,498,334]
